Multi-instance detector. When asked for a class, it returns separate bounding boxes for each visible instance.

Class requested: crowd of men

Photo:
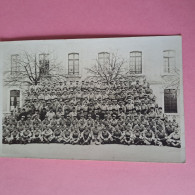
[2,79,181,148]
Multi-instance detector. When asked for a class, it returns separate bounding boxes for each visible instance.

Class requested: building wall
[2,37,182,116]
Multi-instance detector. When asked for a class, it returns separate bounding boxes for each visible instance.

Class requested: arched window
[129,51,142,74]
[68,53,79,75]
[98,52,110,66]
[10,90,20,111]
[163,50,175,73]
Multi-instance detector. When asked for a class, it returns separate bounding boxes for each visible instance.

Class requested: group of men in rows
[2,79,181,147]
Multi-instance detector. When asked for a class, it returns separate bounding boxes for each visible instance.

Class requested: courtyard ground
[1,144,185,163]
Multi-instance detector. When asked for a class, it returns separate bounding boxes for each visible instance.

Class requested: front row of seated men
[3,116,181,148]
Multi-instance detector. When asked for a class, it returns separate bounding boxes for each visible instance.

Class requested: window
[68,53,79,75]
[98,52,110,66]
[11,54,20,74]
[163,50,175,73]
[164,89,177,113]
[129,51,142,74]
[39,53,49,75]
[10,90,20,111]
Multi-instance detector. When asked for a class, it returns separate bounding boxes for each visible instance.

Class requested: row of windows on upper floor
[10,50,176,75]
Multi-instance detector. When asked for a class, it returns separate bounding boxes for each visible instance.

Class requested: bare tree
[86,52,130,84]
[4,51,64,87]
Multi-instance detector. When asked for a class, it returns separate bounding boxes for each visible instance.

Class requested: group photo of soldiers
[2,78,181,148]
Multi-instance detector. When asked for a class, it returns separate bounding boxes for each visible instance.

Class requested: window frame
[11,54,20,75]
[39,53,50,75]
[98,52,110,65]
[68,53,79,75]
[164,89,178,113]
[10,90,20,110]
[163,50,176,74]
[129,51,142,74]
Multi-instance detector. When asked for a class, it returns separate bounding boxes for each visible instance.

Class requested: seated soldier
[155,126,168,146]
[70,129,80,145]
[167,126,181,148]
[62,128,71,144]
[121,129,134,145]
[133,128,144,145]
[80,128,92,145]
[165,123,174,136]
[53,125,63,143]
[20,126,32,144]
[99,127,113,144]
[42,115,51,126]
[91,124,101,145]
[32,127,43,143]
[43,126,54,143]
[2,125,11,144]
[142,124,156,145]
[10,129,20,144]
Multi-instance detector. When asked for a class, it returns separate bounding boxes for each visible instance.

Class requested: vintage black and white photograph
[0,36,185,162]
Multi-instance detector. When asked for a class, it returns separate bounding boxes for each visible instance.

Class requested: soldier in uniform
[46,108,55,121]
[2,126,11,144]
[121,129,134,145]
[99,126,113,144]
[42,115,51,126]
[110,114,118,127]
[155,126,168,146]
[20,126,32,144]
[62,127,71,144]
[53,125,63,143]
[112,126,123,144]
[167,126,181,148]
[32,126,43,143]
[43,126,54,143]
[142,124,156,145]
[91,123,101,145]
[17,116,26,130]
[70,128,80,145]
[10,129,20,144]
[80,128,92,145]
